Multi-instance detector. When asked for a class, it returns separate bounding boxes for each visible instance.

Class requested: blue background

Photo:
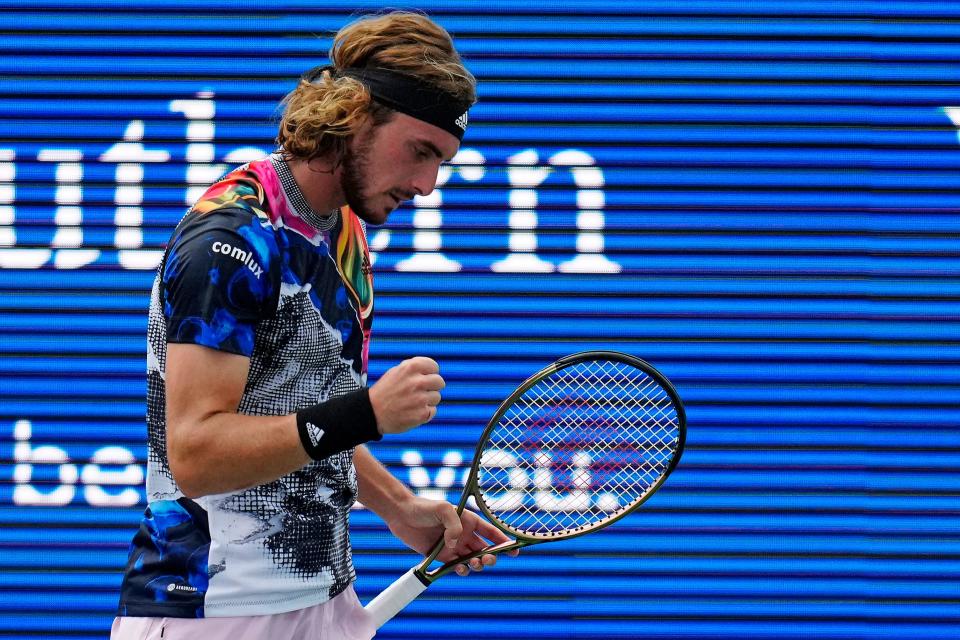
[0,1,956,638]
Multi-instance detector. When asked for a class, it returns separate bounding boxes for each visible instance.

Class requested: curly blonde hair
[277,11,476,162]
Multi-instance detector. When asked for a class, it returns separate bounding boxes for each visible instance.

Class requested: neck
[287,156,346,216]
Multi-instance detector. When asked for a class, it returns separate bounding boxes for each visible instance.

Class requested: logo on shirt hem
[166,583,198,594]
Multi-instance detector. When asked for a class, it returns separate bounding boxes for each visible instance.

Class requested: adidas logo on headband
[309,66,475,140]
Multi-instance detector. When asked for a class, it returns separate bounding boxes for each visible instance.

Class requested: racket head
[463,350,685,543]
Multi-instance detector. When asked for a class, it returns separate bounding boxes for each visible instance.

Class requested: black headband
[303,65,473,140]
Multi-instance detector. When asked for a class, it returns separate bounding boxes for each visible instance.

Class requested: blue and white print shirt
[117,154,375,618]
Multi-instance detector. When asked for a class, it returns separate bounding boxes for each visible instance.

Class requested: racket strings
[477,359,681,538]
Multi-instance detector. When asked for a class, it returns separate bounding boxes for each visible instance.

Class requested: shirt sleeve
[161,209,279,357]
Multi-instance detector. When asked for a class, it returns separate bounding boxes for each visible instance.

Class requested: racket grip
[364,568,430,628]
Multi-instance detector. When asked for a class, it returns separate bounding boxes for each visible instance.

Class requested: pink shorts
[110,585,376,640]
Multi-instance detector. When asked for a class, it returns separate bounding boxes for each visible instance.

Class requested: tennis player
[111,11,507,639]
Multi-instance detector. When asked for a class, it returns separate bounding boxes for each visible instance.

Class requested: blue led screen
[0,2,957,638]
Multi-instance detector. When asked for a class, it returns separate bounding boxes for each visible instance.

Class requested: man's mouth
[391,191,415,205]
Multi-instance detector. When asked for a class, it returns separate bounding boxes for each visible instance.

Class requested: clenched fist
[368,357,445,435]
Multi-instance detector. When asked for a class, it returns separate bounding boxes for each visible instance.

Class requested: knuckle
[416,357,439,374]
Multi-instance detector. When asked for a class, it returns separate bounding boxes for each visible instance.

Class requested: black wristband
[296,388,381,461]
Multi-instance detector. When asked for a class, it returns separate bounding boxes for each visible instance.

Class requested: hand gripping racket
[364,350,686,628]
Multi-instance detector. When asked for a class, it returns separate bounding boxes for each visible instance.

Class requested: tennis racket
[364,350,686,628]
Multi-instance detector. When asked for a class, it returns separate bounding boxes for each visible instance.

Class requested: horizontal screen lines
[0,285,890,298]
[0,77,951,90]
[0,48,910,64]
[5,90,957,108]
[11,220,887,230]
[0,19,890,39]
[0,5,913,20]
[30,117,937,129]
[3,133,952,151]
[10,32,960,48]
[0,115,954,126]
[13,53,958,68]
[0,244,890,256]
[0,158,906,169]
[1,121,948,132]
[2,395,956,409]
[375,292,885,301]
[0,161,915,172]
[0,195,921,207]
[7,69,960,86]
[0,222,894,237]
[2,0,952,19]
[0,352,931,366]
[0,179,900,189]
[0,332,886,343]
[2,351,938,362]
[0,330,908,340]
[0,297,899,312]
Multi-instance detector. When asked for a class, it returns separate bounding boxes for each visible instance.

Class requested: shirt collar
[270,153,339,231]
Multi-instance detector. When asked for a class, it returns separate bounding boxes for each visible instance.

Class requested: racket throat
[426,538,524,581]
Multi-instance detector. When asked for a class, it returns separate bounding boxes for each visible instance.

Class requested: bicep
[165,343,251,439]
[164,343,304,497]
[160,213,275,445]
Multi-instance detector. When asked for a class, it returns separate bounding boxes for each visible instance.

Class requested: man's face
[339,112,461,225]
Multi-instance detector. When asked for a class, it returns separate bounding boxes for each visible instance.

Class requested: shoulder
[190,159,281,222]
[163,207,281,300]
[172,206,279,261]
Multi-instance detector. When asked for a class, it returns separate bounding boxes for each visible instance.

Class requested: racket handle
[364,568,430,628]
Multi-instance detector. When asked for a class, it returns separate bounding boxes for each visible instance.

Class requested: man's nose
[409,163,441,198]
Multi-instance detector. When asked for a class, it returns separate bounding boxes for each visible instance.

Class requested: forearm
[169,411,310,498]
[355,445,415,519]
[165,344,439,501]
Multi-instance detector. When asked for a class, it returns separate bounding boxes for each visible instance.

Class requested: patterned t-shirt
[117,154,375,618]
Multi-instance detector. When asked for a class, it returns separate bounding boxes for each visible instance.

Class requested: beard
[340,132,389,225]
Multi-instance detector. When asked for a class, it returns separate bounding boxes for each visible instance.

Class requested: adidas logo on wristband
[305,422,325,447]
[296,389,380,461]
